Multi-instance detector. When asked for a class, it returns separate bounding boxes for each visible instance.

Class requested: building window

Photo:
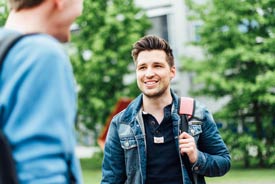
[147,15,169,42]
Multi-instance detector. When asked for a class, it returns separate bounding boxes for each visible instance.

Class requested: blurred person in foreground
[101,35,231,184]
[0,0,83,183]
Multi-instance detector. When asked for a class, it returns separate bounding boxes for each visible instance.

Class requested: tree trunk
[253,101,265,167]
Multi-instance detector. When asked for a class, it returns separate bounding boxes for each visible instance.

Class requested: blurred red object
[97,98,132,150]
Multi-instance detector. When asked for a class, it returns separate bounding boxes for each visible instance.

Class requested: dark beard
[142,87,167,99]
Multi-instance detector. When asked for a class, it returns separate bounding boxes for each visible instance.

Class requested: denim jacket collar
[120,89,180,123]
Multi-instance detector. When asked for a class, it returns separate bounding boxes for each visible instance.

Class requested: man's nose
[145,68,154,77]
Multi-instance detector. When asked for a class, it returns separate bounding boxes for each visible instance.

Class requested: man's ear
[170,66,176,79]
[53,0,65,10]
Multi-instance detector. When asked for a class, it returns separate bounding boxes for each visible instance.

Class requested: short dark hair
[131,35,174,67]
[8,0,45,11]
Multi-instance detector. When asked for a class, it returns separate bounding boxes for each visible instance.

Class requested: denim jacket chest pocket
[118,124,138,149]
[120,137,137,149]
[188,120,203,143]
[118,124,140,176]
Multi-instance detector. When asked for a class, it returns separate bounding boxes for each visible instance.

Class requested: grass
[82,168,275,184]
[82,169,102,184]
[80,155,275,184]
[80,152,103,183]
[205,168,275,184]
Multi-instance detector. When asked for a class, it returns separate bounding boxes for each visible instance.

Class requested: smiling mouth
[145,81,156,84]
[144,81,158,87]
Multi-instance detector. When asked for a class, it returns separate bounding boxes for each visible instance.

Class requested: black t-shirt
[143,104,183,184]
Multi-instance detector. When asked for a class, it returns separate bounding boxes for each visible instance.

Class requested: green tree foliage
[70,0,150,132]
[0,0,8,26]
[184,0,275,167]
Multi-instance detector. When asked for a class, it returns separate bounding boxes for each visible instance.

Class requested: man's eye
[138,66,146,70]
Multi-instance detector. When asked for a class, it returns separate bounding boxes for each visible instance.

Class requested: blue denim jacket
[101,91,231,184]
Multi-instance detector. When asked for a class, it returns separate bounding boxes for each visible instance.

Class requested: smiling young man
[0,0,83,183]
[101,35,231,184]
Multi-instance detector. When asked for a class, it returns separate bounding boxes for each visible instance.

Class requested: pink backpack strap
[178,96,196,183]
[178,97,195,119]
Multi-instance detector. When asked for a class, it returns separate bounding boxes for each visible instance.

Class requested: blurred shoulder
[20,33,67,57]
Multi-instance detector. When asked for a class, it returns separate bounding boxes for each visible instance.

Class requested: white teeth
[145,81,156,84]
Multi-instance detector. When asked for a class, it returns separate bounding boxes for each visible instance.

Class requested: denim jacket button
[194,166,199,171]
[124,141,129,147]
